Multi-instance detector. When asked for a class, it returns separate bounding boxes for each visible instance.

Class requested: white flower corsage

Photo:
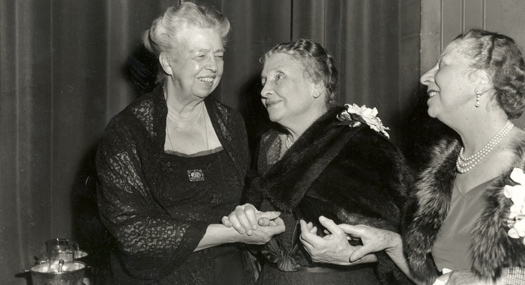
[504,168,525,243]
[337,103,390,138]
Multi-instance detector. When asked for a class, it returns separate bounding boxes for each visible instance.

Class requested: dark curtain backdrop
[0,0,420,283]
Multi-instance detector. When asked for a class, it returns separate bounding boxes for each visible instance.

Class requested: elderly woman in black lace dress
[222,39,413,284]
[95,3,283,284]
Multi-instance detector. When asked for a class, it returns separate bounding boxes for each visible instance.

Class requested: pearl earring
[475,90,481,108]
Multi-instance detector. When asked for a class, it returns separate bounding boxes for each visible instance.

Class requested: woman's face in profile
[260,53,319,126]
[420,40,477,121]
[166,27,225,100]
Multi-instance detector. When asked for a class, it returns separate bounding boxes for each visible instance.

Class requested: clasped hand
[222,203,285,244]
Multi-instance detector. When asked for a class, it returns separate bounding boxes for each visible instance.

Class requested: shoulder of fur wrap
[249,106,414,285]
[402,137,459,284]
[248,106,410,212]
[403,133,525,283]
[471,132,525,280]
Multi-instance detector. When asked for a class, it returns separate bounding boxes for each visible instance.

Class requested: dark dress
[96,86,252,284]
[245,106,413,285]
[403,135,525,283]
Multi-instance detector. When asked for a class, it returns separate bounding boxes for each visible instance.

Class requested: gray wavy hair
[142,2,230,84]
[261,39,338,106]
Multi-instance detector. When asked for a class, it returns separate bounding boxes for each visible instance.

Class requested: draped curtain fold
[292,1,405,131]
[1,1,55,283]
[0,1,419,283]
[195,0,417,149]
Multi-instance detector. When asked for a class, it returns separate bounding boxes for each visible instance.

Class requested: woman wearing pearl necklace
[300,29,525,285]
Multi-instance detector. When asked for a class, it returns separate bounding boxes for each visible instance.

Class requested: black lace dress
[96,87,252,284]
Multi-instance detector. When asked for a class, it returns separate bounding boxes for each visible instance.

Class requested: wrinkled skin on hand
[299,216,377,265]
[334,222,399,262]
[222,203,282,235]
[235,216,285,245]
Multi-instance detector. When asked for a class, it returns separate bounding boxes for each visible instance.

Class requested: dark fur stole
[403,134,525,283]
[245,107,414,284]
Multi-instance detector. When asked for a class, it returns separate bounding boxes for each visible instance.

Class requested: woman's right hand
[222,203,281,235]
[197,219,285,251]
[235,216,285,245]
[337,224,401,262]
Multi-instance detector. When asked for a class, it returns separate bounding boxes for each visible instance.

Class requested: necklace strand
[164,87,204,128]
[459,120,513,161]
[204,106,209,154]
[165,105,209,154]
[164,87,203,120]
[167,103,204,130]
[168,103,203,120]
[456,121,514,174]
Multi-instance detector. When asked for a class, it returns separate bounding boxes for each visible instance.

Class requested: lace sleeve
[96,117,208,280]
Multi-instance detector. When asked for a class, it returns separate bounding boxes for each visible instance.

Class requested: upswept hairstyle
[260,39,338,105]
[142,2,230,83]
[456,29,525,119]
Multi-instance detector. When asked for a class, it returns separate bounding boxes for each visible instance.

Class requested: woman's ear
[159,52,172,76]
[312,82,325,99]
[474,69,492,94]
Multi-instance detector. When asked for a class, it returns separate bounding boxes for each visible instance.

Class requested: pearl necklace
[165,104,210,155]
[456,120,514,174]
[167,103,204,130]
[164,87,204,130]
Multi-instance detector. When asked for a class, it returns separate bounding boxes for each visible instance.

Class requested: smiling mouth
[428,90,439,98]
[265,100,281,108]
[199,77,215,84]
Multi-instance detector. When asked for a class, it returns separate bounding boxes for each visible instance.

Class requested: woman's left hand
[221,203,281,235]
[299,216,377,265]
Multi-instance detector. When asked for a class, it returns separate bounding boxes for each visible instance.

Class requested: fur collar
[403,133,525,282]
[250,106,366,212]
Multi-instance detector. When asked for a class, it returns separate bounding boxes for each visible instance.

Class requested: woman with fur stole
[222,39,413,284]
[302,29,525,285]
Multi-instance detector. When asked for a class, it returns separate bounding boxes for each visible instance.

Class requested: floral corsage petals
[504,168,525,242]
[337,104,390,138]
